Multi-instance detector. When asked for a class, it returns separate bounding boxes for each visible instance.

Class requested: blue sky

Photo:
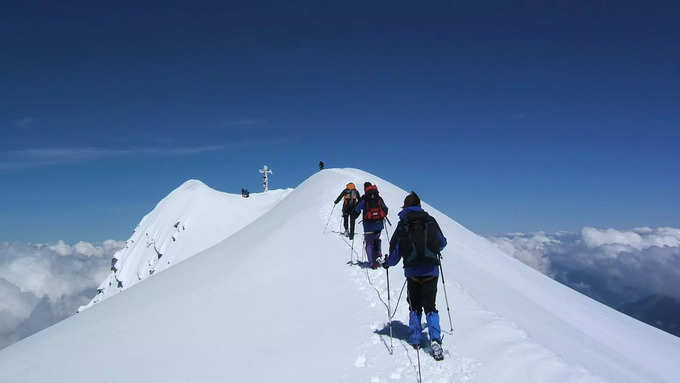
[2,1,679,242]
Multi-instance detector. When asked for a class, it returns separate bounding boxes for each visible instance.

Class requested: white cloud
[581,227,680,258]
[73,241,98,256]
[632,227,654,234]
[46,239,125,257]
[0,279,38,347]
[0,279,36,326]
[487,227,680,306]
[102,239,123,252]
[582,227,644,249]
[0,240,123,349]
[487,232,556,274]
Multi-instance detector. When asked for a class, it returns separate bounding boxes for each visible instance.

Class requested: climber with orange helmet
[334,183,361,240]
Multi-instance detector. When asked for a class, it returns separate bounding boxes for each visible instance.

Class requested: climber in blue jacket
[383,191,447,359]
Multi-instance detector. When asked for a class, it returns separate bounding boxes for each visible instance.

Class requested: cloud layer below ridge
[488,227,680,306]
[0,240,124,349]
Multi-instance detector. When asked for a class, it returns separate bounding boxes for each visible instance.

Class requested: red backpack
[363,185,386,221]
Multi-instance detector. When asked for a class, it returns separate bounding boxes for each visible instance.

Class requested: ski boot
[431,340,444,361]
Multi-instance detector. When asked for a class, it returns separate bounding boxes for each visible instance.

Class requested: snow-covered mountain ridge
[1,168,678,382]
[79,179,291,311]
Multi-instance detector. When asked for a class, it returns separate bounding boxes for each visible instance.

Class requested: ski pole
[416,347,422,383]
[437,252,454,333]
[323,204,336,233]
[364,238,368,264]
[382,220,391,263]
[385,216,392,227]
[389,278,407,320]
[350,236,355,264]
[383,219,391,246]
[386,266,393,354]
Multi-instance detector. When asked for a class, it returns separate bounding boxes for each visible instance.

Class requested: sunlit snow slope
[80,179,290,311]
[1,169,678,383]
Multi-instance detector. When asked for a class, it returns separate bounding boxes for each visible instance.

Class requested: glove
[382,261,389,270]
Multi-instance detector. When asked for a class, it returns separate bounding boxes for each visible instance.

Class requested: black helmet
[402,192,421,208]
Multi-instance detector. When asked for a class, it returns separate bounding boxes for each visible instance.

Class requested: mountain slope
[79,179,291,311]
[1,168,678,382]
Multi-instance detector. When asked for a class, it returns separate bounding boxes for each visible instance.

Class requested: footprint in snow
[354,355,366,368]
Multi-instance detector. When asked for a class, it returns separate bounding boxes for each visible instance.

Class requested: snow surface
[1,168,679,382]
[79,179,291,311]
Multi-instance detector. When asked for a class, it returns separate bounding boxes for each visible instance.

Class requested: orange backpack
[344,183,359,203]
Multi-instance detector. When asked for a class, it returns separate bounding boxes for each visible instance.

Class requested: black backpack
[399,212,442,267]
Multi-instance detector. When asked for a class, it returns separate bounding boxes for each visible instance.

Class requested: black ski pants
[342,203,357,236]
[407,276,438,315]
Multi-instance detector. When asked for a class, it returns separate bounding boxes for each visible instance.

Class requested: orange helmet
[346,182,356,190]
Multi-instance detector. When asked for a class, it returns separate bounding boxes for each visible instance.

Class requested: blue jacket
[353,196,389,233]
[385,206,447,278]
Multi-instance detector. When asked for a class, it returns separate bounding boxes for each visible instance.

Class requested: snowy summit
[79,179,291,311]
[0,168,678,382]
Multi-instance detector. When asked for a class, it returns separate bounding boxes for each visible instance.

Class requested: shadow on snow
[373,321,436,350]
[346,260,375,269]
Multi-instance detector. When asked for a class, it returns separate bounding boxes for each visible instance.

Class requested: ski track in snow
[320,198,603,383]
[322,203,481,383]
